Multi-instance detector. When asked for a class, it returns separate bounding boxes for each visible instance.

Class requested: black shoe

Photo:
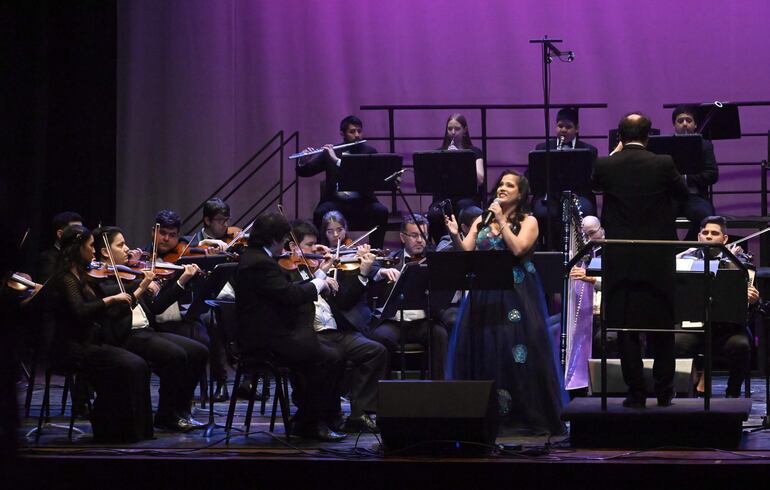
[622,395,646,409]
[342,414,380,434]
[213,381,230,403]
[656,394,674,407]
[291,421,347,442]
[154,415,195,433]
[178,412,207,429]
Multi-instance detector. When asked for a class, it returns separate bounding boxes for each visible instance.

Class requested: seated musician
[36,211,83,283]
[93,226,209,432]
[671,105,719,241]
[188,197,237,252]
[235,211,346,442]
[532,107,598,248]
[426,114,485,245]
[675,216,759,397]
[290,221,388,434]
[296,115,389,249]
[369,213,449,380]
[49,225,154,442]
[144,209,232,402]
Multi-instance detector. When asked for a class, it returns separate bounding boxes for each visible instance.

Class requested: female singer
[427,113,485,244]
[92,226,208,432]
[51,225,153,442]
[445,170,565,435]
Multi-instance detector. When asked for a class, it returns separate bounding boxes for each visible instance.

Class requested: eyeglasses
[401,232,424,240]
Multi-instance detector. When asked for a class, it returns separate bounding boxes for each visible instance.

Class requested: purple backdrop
[117,0,770,243]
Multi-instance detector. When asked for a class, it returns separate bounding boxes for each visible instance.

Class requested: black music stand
[647,134,704,175]
[338,153,403,193]
[378,261,432,379]
[183,262,238,437]
[413,150,478,198]
[427,250,518,377]
[693,102,741,140]
[527,148,594,198]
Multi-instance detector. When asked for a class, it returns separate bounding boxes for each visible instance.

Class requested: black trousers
[675,323,751,397]
[618,329,675,398]
[154,319,229,383]
[371,319,448,380]
[313,196,389,249]
[674,194,715,241]
[54,341,153,442]
[317,330,388,416]
[122,330,208,418]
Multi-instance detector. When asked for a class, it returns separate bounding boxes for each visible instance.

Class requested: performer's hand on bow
[749,285,760,305]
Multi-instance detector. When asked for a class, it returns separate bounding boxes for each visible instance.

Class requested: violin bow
[102,234,126,294]
[151,223,160,274]
[226,219,254,251]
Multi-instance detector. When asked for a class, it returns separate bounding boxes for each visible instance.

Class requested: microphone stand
[529,35,574,250]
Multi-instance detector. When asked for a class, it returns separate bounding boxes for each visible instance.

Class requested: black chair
[30,365,91,442]
[224,351,292,444]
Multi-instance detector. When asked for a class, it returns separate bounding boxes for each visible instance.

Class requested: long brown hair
[480,170,531,233]
[441,113,473,149]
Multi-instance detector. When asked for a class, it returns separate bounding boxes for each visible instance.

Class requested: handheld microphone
[481,198,502,228]
[556,135,565,150]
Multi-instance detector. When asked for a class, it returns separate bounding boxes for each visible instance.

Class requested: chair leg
[199,370,208,409]
[35,369,53,442]
[269,376,280,432]
[276,371,292,439]
[260,372,271,416]
[224,365,243,445]
[24,359,38,418]
[244,370,259,436]
[61,374,71,416]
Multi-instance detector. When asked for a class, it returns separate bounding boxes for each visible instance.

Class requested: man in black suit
[592,113,689,408]
[533,107,598,248]
[296,115,389,248]
[290,221,388,433]
[369,214,449,379]
[235,212,346,442]
[671,105,719,241]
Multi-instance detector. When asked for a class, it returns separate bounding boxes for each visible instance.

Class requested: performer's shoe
[621,394,646,409]
[212,381,230,403]
[656,394,674,407]
[342,414,380,434]
[179,412,207,429]
[154,414,195,432]
[291,421,347,442]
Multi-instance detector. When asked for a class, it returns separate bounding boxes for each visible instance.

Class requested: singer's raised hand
[445,214,459,236]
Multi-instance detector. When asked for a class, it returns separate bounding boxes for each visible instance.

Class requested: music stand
[413,150,478,198]
[693,102,741,140]
[378,261,433,379]
[647,134,704,175]
[528,149,594,198]
[427,251,519,376]
[338,153,403,193]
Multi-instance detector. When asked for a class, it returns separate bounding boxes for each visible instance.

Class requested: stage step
[562,397,751,449]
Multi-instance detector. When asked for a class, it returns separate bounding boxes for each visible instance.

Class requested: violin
[276,252,324,274]
[6,272,43,301]
[87,262,144,281]
[162,241,237,263]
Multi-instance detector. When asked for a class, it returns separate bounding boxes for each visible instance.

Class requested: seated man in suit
[296,115,389,249]
[675,215,759,397]
[671,105,719,241]
[235,211,346,442]
[290,221,388,433]
[370,213,449,379]
[532,107,598,249]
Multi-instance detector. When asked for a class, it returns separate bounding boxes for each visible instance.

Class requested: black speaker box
[376,380,498,455]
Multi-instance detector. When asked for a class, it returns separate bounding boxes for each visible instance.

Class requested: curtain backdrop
[117,0,770,242]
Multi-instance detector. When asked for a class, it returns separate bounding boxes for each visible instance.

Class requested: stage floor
[13,373,770,488]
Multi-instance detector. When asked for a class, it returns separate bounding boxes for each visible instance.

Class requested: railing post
[481,107,488,202]
[279,131,284,206]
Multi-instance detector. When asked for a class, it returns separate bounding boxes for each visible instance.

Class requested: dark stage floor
[13,373,770,488]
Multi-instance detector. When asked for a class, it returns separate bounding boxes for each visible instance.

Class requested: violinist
[320,210,352,248]
[149,208,233,402]
[189,198,237,252]
[675,216,759,397]
[296,115,388,249]
[50,225,154,442]
[369,214,449,380]
[235,211,346,442]
[290,221,388,434]
[93,226,209,432]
